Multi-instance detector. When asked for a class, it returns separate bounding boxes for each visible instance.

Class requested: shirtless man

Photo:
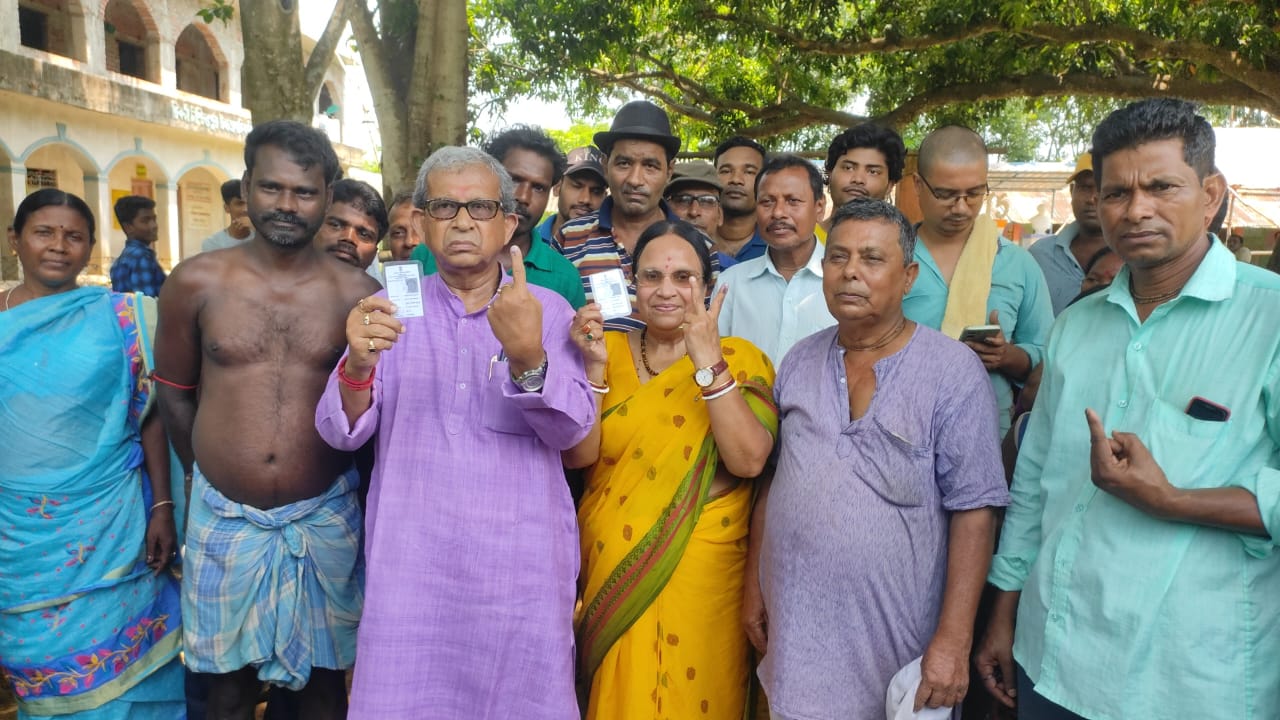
[155,120,380,720]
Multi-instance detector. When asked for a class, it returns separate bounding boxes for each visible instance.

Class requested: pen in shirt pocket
[488,349,507,380]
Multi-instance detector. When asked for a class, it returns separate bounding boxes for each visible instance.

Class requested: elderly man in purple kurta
[743,199,1010,719]
[316,146,594,718]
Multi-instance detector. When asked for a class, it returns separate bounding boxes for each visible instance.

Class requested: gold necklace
[842,316,907,352]
[639,328,661,376]
[1129,278,1182,305]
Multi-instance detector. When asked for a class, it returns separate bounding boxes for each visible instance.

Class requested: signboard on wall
[179,180,218,260]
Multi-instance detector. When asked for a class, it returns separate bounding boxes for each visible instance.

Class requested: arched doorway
[175,165,229,261]
[175,23,228,102]
[103,0,160,83]
[106,152,171,266]
[22,140,102,275]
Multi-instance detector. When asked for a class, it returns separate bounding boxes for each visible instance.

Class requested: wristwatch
[693,358,729,388]
[511,357,549,393]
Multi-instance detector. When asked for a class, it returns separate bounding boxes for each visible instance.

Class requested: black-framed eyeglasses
[424,198,503,221]
[917,175,988,206]
[668,193,720,209]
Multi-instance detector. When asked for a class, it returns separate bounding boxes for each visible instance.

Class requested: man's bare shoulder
[328,261,383,303]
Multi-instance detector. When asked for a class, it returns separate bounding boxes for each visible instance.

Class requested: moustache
[262,212,305,227]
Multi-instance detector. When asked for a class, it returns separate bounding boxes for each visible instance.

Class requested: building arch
[175,23,229,102]
[175,164,232,260]
[102,0,161,83]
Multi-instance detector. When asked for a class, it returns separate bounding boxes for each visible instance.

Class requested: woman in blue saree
[0,189,184,719]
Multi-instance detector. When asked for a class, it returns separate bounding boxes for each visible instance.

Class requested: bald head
[918,126,988,176]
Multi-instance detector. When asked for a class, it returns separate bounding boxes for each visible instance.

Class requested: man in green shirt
[977,98,1280,719]
[412,127,586,309]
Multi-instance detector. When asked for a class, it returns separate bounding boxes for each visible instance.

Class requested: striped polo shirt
[553,197,722,331]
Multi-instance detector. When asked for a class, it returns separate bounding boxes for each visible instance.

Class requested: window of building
[175,24,225,101]
[19,7,50,51]
[117,40,145,78]
[26,168,58,191]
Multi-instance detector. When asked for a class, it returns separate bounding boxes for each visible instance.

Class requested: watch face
[695,368,714,387]
[520,375,546,392]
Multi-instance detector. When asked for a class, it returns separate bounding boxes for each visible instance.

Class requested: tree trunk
[238,0,312,124]
[424,0,469,151]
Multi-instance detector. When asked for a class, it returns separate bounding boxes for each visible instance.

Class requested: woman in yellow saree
[566,220,778,720]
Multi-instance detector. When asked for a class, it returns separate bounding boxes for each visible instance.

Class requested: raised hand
[345,295,404,378]
[682,282,728,369]
[489,245,546,374]
[570,302,608,376]
[1086,408,1174,516]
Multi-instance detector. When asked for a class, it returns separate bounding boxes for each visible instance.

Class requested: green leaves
[195,0,235,25]
[473,0,1280,149]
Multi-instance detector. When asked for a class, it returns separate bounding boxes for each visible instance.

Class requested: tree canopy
[475,0,1280,156]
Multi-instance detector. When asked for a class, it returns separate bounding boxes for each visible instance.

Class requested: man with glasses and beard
[156,120,380,720]
[413,126,585,309]
[902,126,1053,436]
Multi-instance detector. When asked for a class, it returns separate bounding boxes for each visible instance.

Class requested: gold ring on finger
[358,297,370,312]
[586,332,594,341]
[362,313,371,326]
[367,338,377,353]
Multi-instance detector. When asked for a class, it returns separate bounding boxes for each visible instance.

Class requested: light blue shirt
[990,239,1280,719]
[713,240,834,366]
[1027,222,1085,315]
[902,234,1053,435]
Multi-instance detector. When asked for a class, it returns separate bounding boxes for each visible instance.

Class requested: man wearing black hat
[536,146,608,245]
[554,100,722,331]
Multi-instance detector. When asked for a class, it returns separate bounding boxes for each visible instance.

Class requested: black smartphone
[1185,396,1230,422]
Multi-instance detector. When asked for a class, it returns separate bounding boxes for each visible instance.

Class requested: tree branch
[873,72,1276,129]
[302,0,353,100]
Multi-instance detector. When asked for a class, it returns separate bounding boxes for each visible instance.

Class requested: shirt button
[839,377,847,385]
[458,382,467,390]
[460,348,468,355]
[1074,504,1085,512]
[1118,399,1128,408]
[1133,342,1143,351]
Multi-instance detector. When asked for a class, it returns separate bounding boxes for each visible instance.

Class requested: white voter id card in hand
[589,268,632,319]
[382,261,424,319]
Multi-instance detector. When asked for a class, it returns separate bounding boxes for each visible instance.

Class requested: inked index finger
[509,245,528,287]
[1084,408,1108,445]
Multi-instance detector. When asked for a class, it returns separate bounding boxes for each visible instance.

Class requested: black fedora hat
[594,101,681,158]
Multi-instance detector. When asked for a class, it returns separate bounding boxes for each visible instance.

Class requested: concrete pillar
[83,173,114,280]
[1,167,24,282]
[155,181,181,269]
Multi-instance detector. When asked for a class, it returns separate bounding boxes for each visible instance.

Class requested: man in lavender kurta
[745,199,1010,719]
[315,146,594,719]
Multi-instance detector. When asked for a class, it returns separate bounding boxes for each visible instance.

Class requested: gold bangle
[151,500,175,512]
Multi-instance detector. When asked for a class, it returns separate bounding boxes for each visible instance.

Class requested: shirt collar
[759,236,824,279]
[125,237,155,254]
[1051,222,1079,250]
[1106,234,1235,310]
[599,197,678,231]
[521,237,555,272]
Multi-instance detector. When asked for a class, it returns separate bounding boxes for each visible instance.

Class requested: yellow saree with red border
[577,333,777,720]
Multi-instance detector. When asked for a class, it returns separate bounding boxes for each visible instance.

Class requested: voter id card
[382,261,425,319]
[589,268,632,319]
